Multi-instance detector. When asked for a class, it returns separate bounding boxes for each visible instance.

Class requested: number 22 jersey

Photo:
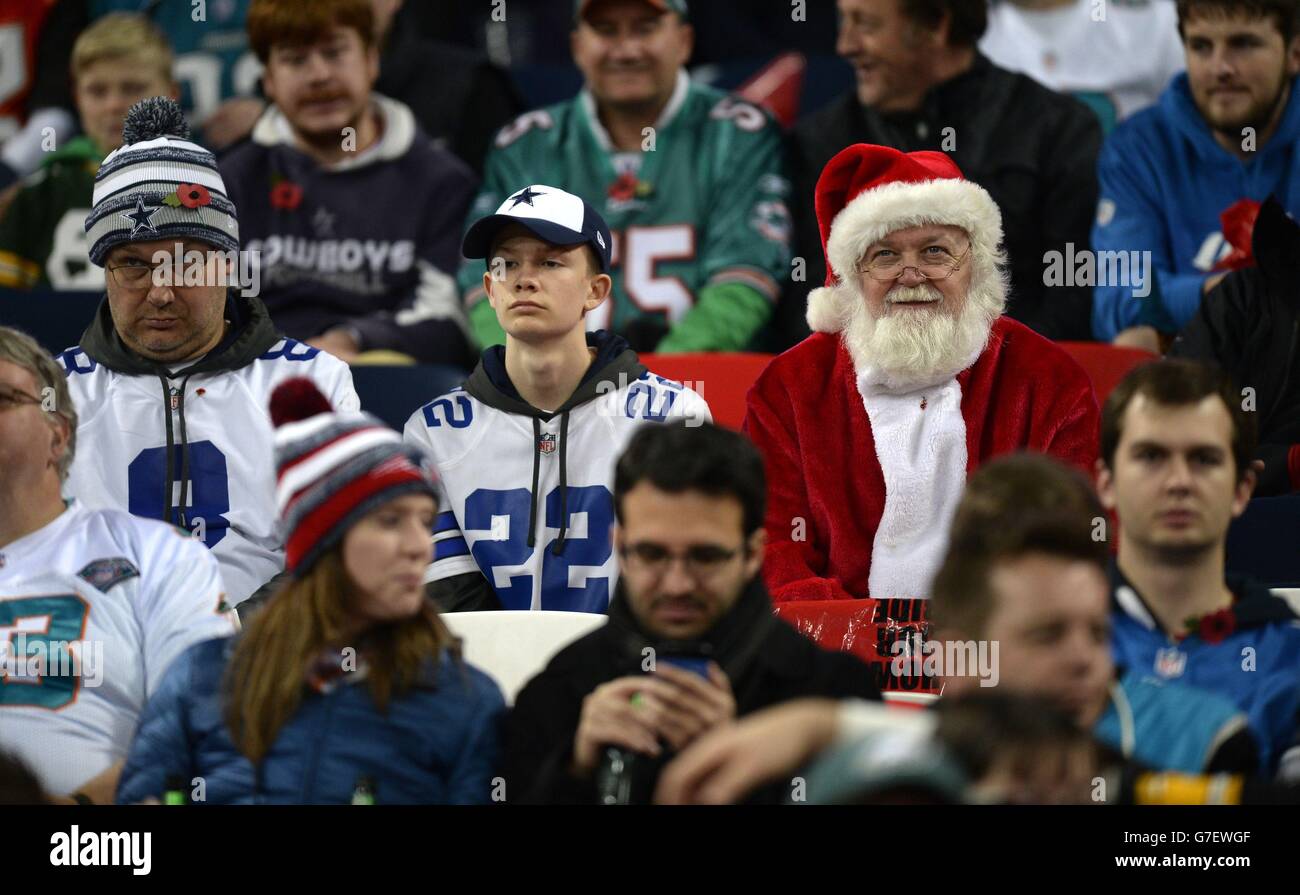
[404,332,710,613]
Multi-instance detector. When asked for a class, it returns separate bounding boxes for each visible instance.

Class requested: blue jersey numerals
[127,441,231,547]
[463,485,613,612]
[0,595,89,709]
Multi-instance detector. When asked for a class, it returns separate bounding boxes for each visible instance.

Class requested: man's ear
[585,273,612,313]
[483,270,502,311]
[1094,459,1117,512]
[1287,34,1300,75]
[1231,465,1258,519]
[675,23,695,67]
[366,43,381,87]
[47,414,70,474]
[744,527,766,579]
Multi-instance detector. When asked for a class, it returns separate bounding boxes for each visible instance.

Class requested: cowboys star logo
[122,196,162,237]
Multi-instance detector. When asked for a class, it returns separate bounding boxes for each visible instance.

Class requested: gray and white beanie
[84,96,239,266]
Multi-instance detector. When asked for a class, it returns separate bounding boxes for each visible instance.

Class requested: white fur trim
[858,373,967,600]
[806,284,847,333]
[825,178,1003,286]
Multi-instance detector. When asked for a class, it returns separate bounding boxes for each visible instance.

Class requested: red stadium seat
[1057,341,1157,405]
[774,598,939,707]
[640,352,775,430]
[736,51,806,129]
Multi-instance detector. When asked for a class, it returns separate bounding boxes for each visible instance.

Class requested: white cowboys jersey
[57,338,359,605]
[0,504,238,796]
[404,371,710,613]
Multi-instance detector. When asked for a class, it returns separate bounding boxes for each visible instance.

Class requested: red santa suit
[744,144,1100,603]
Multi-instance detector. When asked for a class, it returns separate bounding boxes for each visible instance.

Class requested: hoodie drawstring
[158,373,176,525]
[551,409,571,556]
[176,373,196,529]
[526,416,542,549]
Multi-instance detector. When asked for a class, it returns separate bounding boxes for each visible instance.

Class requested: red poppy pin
[1192,607,1237,645]
[163,183,212,209]
[270,180,304,211]
[607,171,639,203]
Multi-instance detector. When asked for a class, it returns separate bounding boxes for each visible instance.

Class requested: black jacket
[780,53,1101,349]
[499,576,882,804]
[1169,198,1300,495]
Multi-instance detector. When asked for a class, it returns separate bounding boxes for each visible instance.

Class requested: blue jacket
[1109,565,1300,774]
[1092,73,1300,340]
[1095,668,1252,773]
[116,637,505,805]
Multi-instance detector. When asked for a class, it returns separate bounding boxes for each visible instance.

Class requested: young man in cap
[59,96,358,608]
[404,184,710,613]
[458,0,791,353]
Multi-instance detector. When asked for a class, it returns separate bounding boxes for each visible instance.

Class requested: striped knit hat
[270,378,438,576]
[85,96,239,267]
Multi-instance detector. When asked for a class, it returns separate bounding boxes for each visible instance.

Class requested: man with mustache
[458,0,791,354]
[218,0,477,367]
[744,143,1099,604]
[499,421,879,804]
[1099,359,1300,778]
[1094,0,1300,346]
[60,95,358,609]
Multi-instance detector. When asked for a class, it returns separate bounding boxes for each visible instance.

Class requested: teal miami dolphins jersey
[460,71,792,351]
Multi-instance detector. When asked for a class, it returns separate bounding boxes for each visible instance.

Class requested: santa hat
[269,379,439,576]
[806,144,1005,334]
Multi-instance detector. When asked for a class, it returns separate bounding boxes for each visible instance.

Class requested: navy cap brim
[462,215,603,269]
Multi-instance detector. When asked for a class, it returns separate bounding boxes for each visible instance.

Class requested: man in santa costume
[744,143,1099,603]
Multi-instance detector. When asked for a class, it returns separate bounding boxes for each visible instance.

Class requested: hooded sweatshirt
[1092,73,1300,340]
[403,330,711,613]
[56,292,359,604]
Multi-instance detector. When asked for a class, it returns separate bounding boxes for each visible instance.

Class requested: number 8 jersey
[404,332,710,613]
[57,296,359,606]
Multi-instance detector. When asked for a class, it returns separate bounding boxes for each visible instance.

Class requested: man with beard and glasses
[744,143,1100,604]
[1099,359,1300,779]
[1094,0,1300,347]
[218,0,477,367]
[498,421,879,804]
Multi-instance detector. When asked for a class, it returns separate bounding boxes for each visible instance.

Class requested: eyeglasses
[0,387,42,412]
[106,260,163,291]
[857,244,971,282]
[620,542,743,580]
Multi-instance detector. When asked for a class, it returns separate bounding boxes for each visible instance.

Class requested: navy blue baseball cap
[462,184,613,273]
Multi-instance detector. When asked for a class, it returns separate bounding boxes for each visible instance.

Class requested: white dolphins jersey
[403,371,710,613]
[0,504,238,796]
[56,338,359,605]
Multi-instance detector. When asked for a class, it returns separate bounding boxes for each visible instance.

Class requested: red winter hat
[270,378,439,575]
[806,144,1006,333]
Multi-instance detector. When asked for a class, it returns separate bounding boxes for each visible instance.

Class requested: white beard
[839,275,1005,393]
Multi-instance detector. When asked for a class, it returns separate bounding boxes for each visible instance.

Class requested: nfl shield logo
[1154,647,1187,679]
[170,387,181,411]
[538,433,557,454]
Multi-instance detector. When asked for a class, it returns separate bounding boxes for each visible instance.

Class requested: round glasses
[857,245,971,282]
